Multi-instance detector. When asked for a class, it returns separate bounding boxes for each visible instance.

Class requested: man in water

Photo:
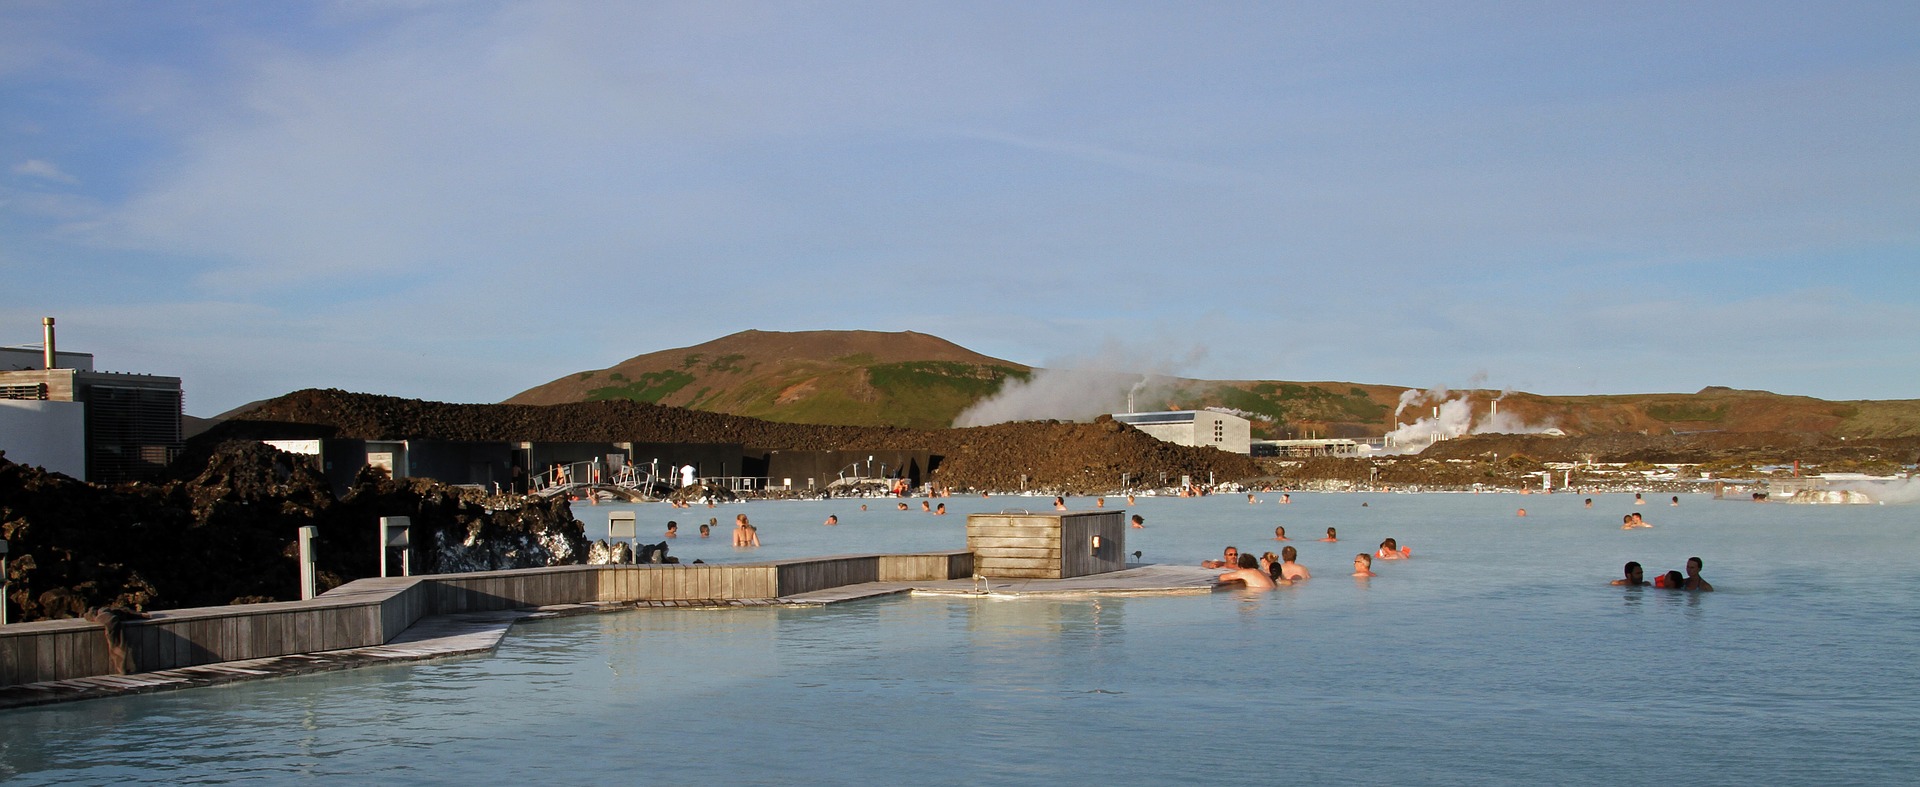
[1352,553,1376,577]
[1202,546,1240,569]
[934,503,947,515]
[1611,561,1648,586]
[1684,557,1714,591]
[1218,553,1277,589]
[824,514,838,525]
[1279,545,1311,580]
[1274,526,1288,541]
[1130,514,1145,529]
[1319,527,1337,542]
[665,521,678,538]
[698,522,710,538]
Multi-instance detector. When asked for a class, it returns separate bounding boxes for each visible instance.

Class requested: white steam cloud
[1832,477,1920,505]
[954,340,1206,427]
[1382,384,1558,453]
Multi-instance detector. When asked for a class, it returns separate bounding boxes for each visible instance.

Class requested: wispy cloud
[12,159,78,184]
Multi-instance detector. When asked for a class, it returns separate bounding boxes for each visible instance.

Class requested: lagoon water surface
[4,493,1917,784]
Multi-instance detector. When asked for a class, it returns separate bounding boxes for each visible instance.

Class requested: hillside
[505,330,1030,430]
[505,330,1920,439]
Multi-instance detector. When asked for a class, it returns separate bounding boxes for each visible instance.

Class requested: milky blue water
[4,492,1918,785]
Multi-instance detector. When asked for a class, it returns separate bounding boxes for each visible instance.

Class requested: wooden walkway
[0,566,1219,710]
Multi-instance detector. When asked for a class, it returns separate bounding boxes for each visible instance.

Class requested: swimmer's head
[1275,526,1285,537]
[1687,556,1703,575]
[1281,545,1298,562]
[1354,553,1372,568]
[1326,527,1337,538]
[1623,514,1634,524]
[1381,538,1397,550]
[1623,561,1642,582]
[1238,553,1259,570]
[1663,570,1685,588]
[1223,546,1239,562]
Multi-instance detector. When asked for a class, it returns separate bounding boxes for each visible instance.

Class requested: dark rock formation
[0,443,585,623]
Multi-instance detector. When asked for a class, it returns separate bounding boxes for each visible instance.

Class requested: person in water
[698,522,710,538]
[921,500,931,512]
[1352,553,1376,577]
[1219,553,1277,589]
[1320,527,1337,542]
[1279,545,1311,580]
[1622,513,1650,529]
[1670,496,1680,506]
[1584,498,1594,509]
[732,514,759,547]
[1053,496,1067,510]
[1203,546,1240,570]
[1274,525,1288,541]
[1612,561,1648,587]
[1130,514,1145,529]
[1656,570,1686,589]
[1684,557,1714,591]
[934,503,947,515]
[1375,538,1410,560]
[824,515,838,526]
[665,521,678,538]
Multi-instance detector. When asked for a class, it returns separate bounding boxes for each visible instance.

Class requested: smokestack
[42,317,55,370]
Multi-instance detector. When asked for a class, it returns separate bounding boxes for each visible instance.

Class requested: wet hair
[1355,553,1372,568]
[1238,553,1259,570]
[1274,526,1286,537]
[1663,570,1685,588]
[1131,514,1145,524]
[666,521,678,529]
[1623,561,1642,579]
[1381,538,1398,550]
[1281,545,1298,562]
[1261,551,1278,565]
[698,523,710,533]
[1268,561,1285,581]
[1623,514,1634,524]
[1326,527,1337,537]
[1687,556,1703,572]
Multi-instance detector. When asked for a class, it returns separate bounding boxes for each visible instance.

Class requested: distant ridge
[503,330,1920,438]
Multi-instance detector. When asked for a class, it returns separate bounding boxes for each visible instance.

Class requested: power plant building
[0,319,184,483]
[1110,410,1251,455]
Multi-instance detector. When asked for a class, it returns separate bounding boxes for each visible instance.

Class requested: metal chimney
[42,317,55,370]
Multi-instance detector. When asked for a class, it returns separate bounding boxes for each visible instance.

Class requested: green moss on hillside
[586,370,695,403]
[1647,402,1729,422]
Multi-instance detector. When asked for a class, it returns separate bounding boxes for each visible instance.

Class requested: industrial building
[0,318,183,483]
[1110,410,1251,455]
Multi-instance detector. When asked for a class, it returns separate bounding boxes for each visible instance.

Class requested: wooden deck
[0,564,1219,709]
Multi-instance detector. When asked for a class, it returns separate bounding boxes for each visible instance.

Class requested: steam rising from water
[953,340,1206,427]
[1834,477,1920,505]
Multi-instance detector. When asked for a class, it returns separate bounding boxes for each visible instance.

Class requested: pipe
[42,317,55,369]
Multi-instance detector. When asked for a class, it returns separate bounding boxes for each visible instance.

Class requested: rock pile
[197,389,1265,493]
[0,443,586,623]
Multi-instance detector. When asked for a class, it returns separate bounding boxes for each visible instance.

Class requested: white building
[1110,410,1252,455]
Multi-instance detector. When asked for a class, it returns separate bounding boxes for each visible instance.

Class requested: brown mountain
[505,330,1031,430]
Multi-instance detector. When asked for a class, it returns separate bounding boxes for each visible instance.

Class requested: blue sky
[3,1,1916,417]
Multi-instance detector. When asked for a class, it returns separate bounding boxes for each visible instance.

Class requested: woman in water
[1274,526,1288,541]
